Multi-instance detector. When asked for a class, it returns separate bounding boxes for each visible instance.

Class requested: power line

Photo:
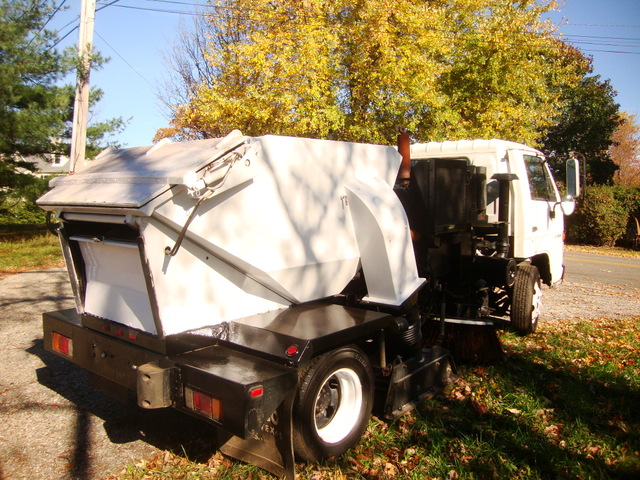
[563,34,640,42]
[97,1,122,14]
[564,23,640,29]
[45,24,78,53]
[564,40,640,49]
[137,0,213,7]
[104,2,199,16]
[42,1,122,54]
[94,29,156,88]
[574,48,640,55]
[27,0,68,47]
[89,1,640,59]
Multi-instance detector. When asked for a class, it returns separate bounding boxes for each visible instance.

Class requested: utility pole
[69,0,96,173]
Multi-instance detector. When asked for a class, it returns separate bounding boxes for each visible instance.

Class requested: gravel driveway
[0,268,216,480]
[1,265,638,479]
[542,278,640,321]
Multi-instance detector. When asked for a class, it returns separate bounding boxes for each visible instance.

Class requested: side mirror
[566,157,580,198]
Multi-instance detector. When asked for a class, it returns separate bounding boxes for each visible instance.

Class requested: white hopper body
[38,133,422,336]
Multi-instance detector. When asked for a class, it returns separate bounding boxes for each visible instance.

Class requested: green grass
[108,316,640,480]
[565,243,640,258]
[0,224,63,275]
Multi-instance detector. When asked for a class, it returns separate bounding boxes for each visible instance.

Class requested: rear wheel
[510,265,542,335]
[293,345,373,462]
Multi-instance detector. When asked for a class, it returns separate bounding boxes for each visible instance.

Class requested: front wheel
[510,265,542,335]
[292,345,373,462]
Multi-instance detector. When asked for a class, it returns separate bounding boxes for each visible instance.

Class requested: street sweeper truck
[37,130,579,478]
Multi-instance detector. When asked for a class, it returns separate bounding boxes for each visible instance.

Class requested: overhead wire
[47,0,121,52]
[37,0,640,73]
[27,0,68,47]
[98,0,640,56]
[94,30,156,88]
[44,24,78,53]
[563,34,640,42]
[565,23,640,29]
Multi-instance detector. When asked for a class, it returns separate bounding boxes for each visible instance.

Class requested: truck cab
[409,139,576,287]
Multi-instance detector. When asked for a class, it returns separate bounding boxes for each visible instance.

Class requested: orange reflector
[52,332,73,357]
[184,386,222,421]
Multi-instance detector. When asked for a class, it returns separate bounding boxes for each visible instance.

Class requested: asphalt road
[542,251,640,321]
[564,251,640,289]
[0,253,638,479]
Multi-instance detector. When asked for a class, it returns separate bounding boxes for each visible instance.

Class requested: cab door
[512,151,565,284]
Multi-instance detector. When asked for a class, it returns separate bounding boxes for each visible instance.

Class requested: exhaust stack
[397,129,411,187]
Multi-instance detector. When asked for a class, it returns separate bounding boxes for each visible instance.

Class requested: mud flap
[219,387,297,479]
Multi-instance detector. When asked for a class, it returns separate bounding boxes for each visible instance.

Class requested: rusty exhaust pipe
[396,128,420,241]
[397,128,411,187]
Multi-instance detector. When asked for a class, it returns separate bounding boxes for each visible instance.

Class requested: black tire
[510,265,542,335]
[292,345,373,462]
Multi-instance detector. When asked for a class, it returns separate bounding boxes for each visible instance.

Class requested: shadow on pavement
[28,337,221,478]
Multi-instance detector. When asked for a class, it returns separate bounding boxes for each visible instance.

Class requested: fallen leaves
[543,424,562,440]
[105,315,640,480]
[349,443,425,479]
[502,316,640,381]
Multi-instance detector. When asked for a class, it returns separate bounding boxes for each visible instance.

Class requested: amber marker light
[52,332,73,357]
[184,386,222,421]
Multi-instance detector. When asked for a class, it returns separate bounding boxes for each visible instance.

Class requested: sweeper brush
[423,318,504,364]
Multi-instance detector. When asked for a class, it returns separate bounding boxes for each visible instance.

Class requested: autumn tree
[158,0,587,146]
[611,112,640,188]
[433,1,589,146]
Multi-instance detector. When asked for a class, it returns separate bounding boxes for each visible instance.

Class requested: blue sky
[548,0,640,116]
[51,0,640,148]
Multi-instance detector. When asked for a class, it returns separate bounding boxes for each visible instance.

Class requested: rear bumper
[43,309,297,440]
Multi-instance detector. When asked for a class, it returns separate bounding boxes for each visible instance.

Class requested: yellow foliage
[158,0,589,146]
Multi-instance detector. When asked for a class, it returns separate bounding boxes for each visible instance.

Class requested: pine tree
[0,0,125,221]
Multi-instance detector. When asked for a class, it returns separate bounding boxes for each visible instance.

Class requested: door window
[524,155,557,202]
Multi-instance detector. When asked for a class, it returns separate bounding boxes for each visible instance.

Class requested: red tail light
[52,332,73,357]
[184,386,222,421]
[250,386,264,398]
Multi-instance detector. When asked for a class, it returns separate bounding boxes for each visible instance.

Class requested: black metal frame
[43,302,399,433]
[42,299,454,480]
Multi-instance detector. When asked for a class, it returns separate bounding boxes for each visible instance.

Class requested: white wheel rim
[313,368,363,444]
[531,281,542,325]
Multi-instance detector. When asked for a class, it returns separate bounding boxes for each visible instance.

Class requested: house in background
[24,153,71,178]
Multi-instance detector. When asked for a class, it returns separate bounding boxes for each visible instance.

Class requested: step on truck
[37,130,579,478]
